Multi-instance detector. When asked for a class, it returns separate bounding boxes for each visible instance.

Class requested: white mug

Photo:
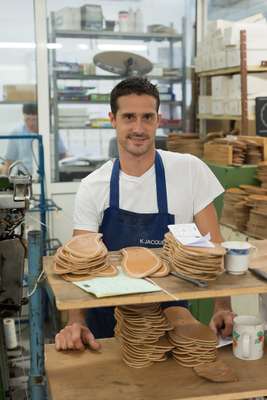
[233,315,264,360]
[221,241,256,275]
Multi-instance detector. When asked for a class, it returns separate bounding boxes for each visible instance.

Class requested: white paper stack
[168,223,214,248]
[58,107,89,128]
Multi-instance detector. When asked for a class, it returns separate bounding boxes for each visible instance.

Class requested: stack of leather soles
[121,246,170,278]
[114,304,174,368]
[165,307,238,382]
[163,232,225,281]
[165,307,218,367]
[54,233,117,281]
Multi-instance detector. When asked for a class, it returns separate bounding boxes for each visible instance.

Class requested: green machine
[190,162,259,324]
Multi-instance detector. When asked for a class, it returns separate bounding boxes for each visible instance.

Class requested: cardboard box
[224,97,255,116]
[230,73,267,97]
[198,96,212,114]
[224,98,240,116]
[223,24,267,48]
[211,98,225,115]
[3,84,37,102]
[226,48,267,67]
[55,7,81,31]
[211,76,231,97]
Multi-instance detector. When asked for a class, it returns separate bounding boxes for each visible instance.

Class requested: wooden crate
[203,143,233,165]
[238,135,267,161]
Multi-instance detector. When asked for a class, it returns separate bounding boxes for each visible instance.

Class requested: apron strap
[109,158,120,208]
[109,151,169,214]
[155,151,168,214]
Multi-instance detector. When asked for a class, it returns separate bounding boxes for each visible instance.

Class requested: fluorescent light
[47,43,62,49]
[0,65,27,71]
[0,42,36,49]
[0,42,62,49]
[97,43,147,51]
[77,44,89,50]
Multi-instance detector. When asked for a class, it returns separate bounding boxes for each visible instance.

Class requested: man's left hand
[209,310,236,337]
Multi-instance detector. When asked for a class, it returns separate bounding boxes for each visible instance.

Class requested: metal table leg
[28,231,46,400]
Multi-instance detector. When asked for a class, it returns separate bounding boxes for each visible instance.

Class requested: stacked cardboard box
[3,84,36,102]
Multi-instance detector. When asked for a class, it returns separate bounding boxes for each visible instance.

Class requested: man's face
[109,94,160,157]
[24,114,38,133]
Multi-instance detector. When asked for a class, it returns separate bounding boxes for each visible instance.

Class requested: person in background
[55,77,235,351]
[2,103,67,175]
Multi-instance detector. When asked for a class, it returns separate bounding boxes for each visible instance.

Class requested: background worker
[2,102,67,175]
[55,77,234,351]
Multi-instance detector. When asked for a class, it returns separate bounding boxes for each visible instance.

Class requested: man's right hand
[55,322,101,351]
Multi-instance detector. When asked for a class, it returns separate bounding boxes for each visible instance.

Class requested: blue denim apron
[86,151,187,338]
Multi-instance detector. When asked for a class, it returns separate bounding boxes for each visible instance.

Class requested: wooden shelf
[197,113,242,121]
[44,249,267,310]
[45,339,267,400]
[198,66,267,77]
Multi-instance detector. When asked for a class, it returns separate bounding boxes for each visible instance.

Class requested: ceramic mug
[221,241,256,275]
[233,315,264,360]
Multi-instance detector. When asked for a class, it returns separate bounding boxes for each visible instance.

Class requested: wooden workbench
[45,338,267,400]
[44,253,267,310]
[45,240,267,400]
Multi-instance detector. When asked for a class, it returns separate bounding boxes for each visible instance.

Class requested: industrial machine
[0,162,32,399]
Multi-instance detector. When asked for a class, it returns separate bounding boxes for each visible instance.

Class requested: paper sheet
[73,267,162,298]
[168,223,215,248]
[216,336,233,348]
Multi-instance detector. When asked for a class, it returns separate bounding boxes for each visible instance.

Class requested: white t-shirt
[73,150,224,232]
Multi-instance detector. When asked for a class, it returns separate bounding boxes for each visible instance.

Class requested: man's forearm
[68,309,86,324]
[214,297,232,312]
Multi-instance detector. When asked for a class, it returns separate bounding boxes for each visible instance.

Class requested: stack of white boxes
[58,107,89,128]
[196,17,267,117]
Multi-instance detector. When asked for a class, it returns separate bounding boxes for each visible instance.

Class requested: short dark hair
[22,103,38,115]
[110,77,160,115]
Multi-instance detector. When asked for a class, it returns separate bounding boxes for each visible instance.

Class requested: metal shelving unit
[49,12,187,181]
[56,72,182,82]
[54,29,182,41]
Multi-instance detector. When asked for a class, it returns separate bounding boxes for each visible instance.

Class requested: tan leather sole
[121,247,162,278]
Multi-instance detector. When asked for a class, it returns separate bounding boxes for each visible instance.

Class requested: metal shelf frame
[57,99,182,105]
[56,72,182,82]
[49,12,187,181]
[54,29,182,42]
[58,124,181,130]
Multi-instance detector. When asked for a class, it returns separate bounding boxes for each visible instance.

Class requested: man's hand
[209,309,236,338]
[209,297,235,338]
[55,322,101,351]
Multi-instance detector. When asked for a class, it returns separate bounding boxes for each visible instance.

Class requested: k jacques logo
[139,239,163,245]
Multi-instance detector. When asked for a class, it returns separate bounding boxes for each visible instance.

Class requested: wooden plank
[240,30,248,135]
[203,143,233,165]
[238,135,267,161]
[198,67,241,77]
[45,339,267,400]
[44,249,267,310]
[197,114,242,121]
[198,66,267,77]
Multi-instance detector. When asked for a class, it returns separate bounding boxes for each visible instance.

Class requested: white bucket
[221,241,256,275]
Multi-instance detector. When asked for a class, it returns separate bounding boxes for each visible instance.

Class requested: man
[3,103,67,175]
[55,77,234,351]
